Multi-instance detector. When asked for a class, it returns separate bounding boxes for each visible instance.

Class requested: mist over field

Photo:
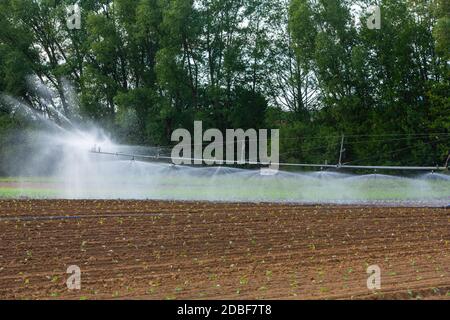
[0,76,448,205]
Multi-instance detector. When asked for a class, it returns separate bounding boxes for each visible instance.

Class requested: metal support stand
[338,134,345,167]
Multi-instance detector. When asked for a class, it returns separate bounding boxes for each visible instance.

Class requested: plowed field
[0,200,448,300]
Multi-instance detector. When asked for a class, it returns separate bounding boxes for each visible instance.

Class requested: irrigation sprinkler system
[89,134,449,173]
[89,150,448,171]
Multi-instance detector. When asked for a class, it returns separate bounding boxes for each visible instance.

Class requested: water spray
[0,78,448,204]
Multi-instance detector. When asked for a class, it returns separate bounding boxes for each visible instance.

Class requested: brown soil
[0,200,448,300]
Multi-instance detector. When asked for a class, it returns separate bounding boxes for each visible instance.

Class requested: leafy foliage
[0,0,448,167]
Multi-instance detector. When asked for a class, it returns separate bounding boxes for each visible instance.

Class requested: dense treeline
[0,0,449,169]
